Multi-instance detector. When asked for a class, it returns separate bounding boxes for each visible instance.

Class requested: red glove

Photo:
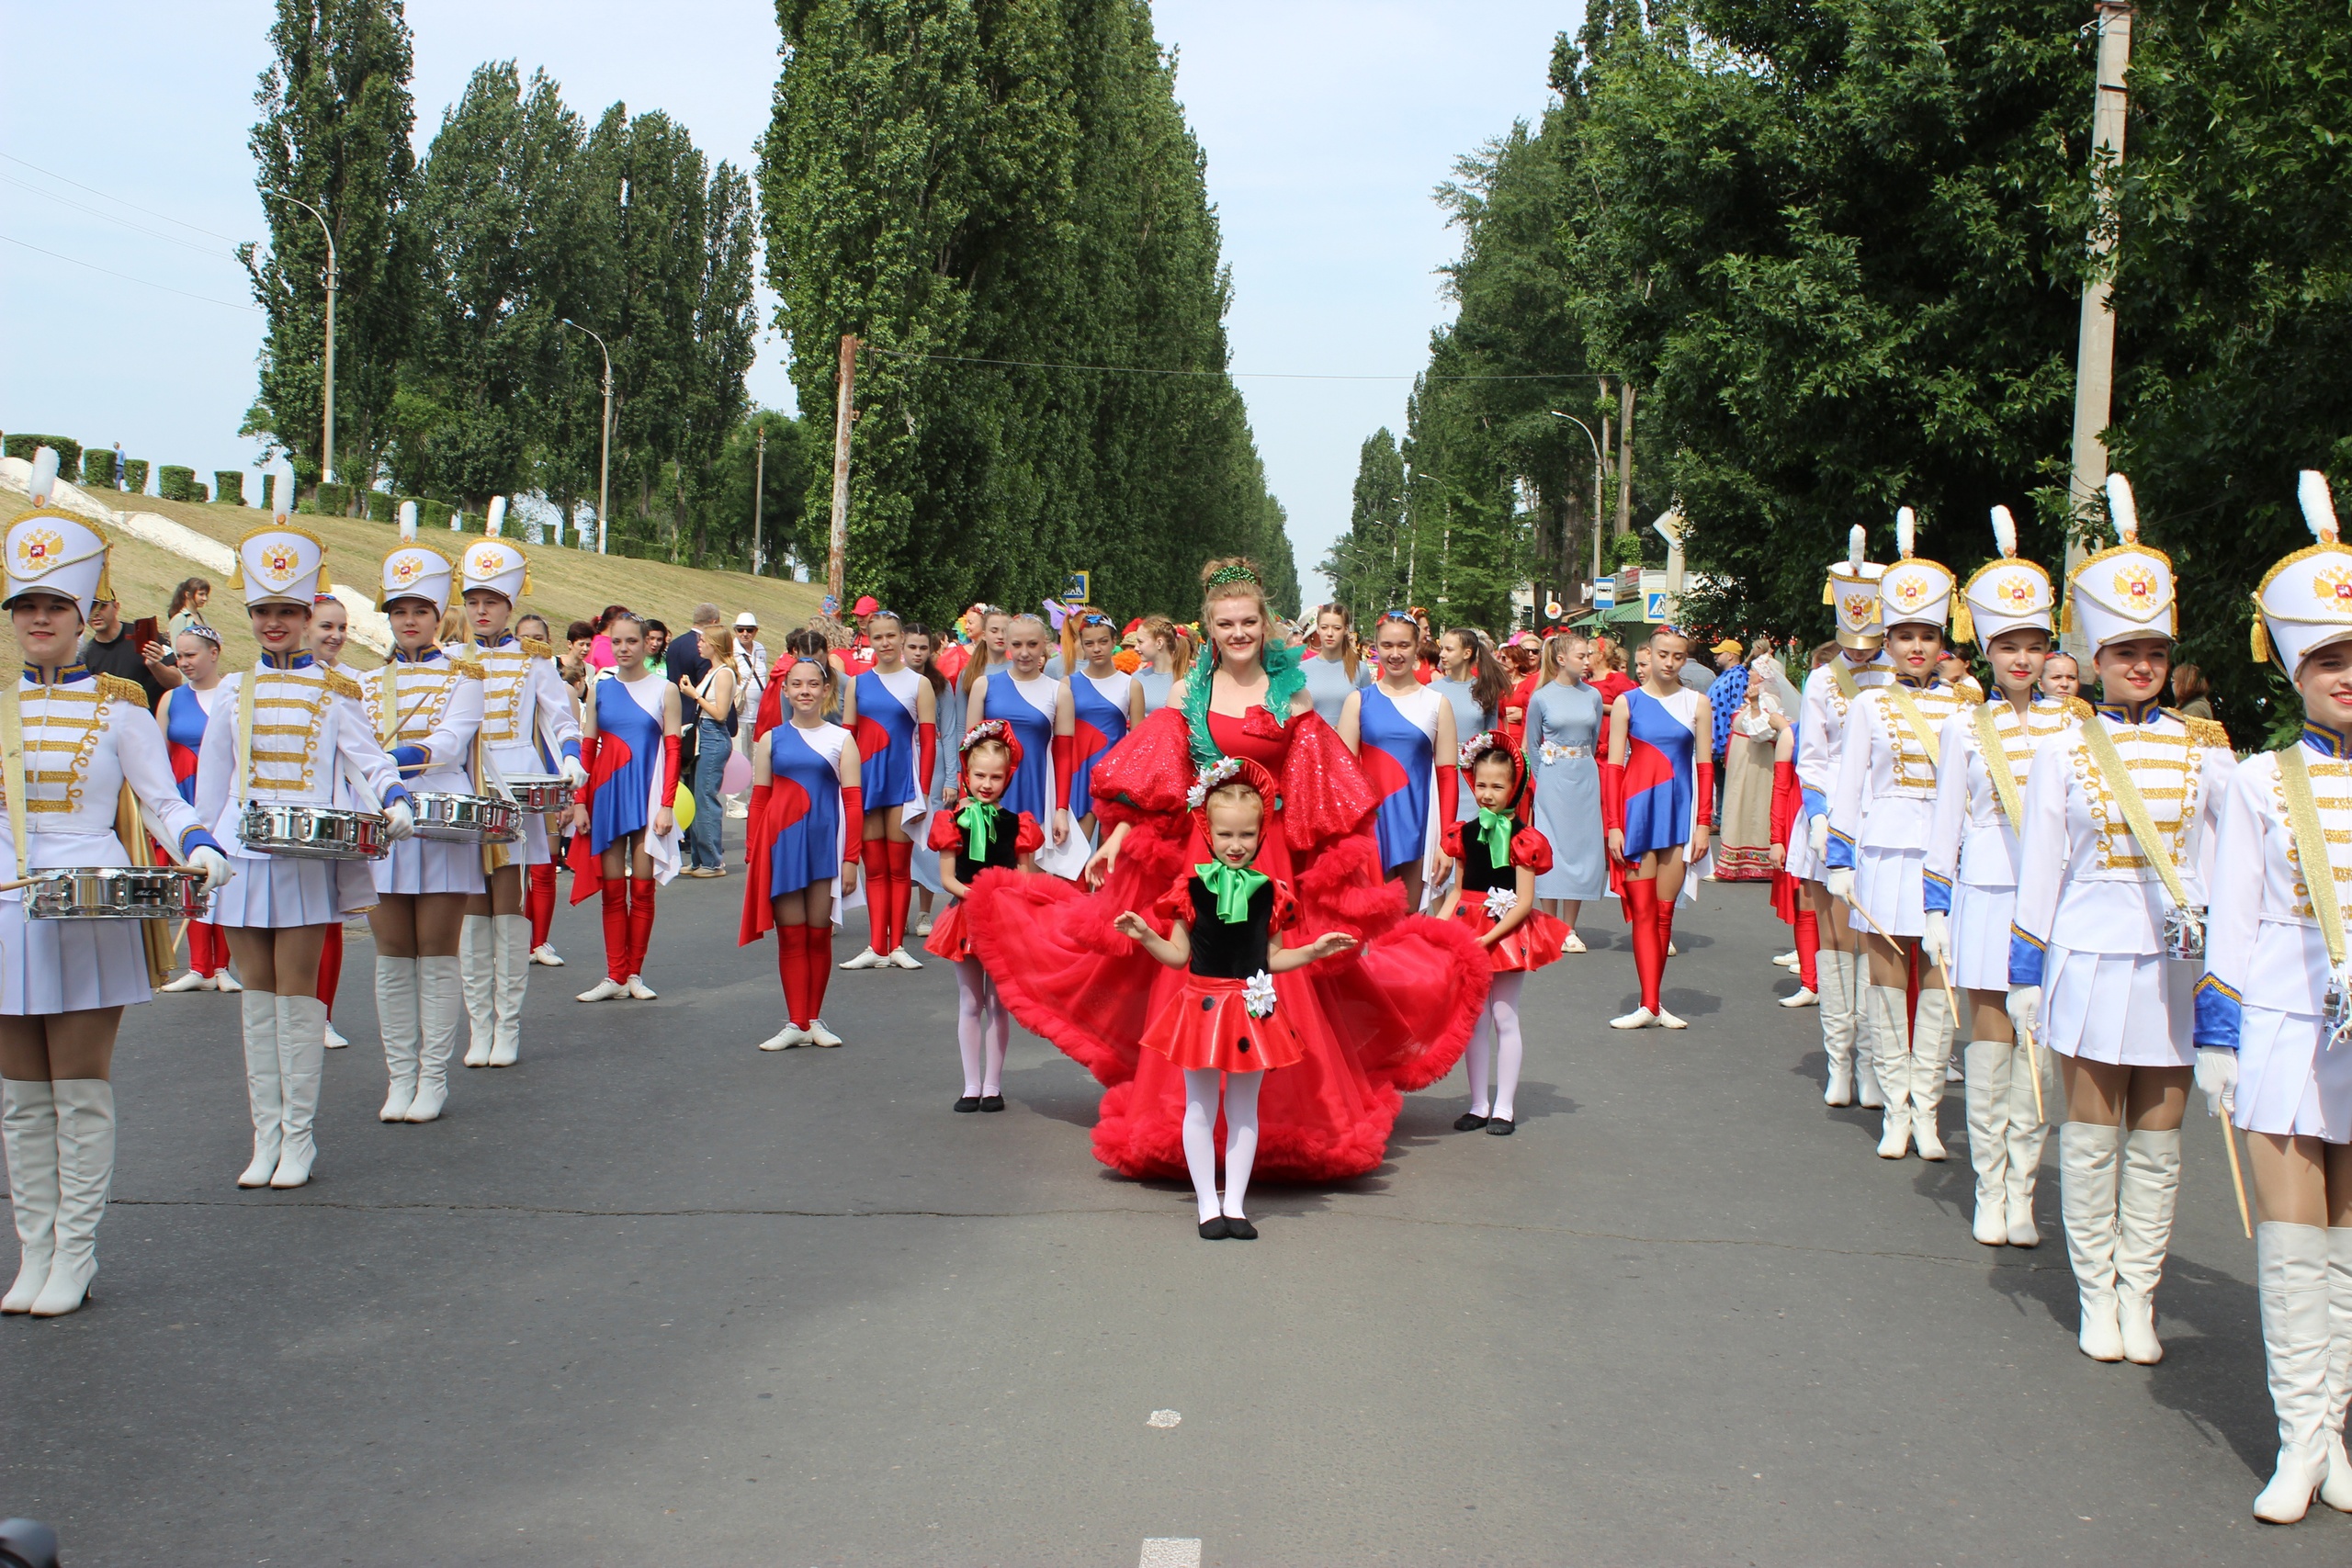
[917,720,937,797]
[1053,732,1076,810]
[580,732,601,783]
[1694,761,1715,837]
[839,784,863,832]
[1601,759,1626,835]
[744,783,771,863]
[1436,761,1459,826]
[661,734,681,807]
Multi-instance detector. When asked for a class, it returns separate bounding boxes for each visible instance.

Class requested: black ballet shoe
[953,1096,981,1113]
[978,1094,1006,1112]
[1453,1112,1489,1132]
[1486,1117,1516,1136]
[1223,1216,1259,1240]
[1198,1216,1231,1240]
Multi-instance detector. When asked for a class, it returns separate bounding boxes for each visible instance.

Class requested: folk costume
[194,525,415,1190]
[1443,733,1568,1134]
[741,682,864,1050]
[0,472,233,1316]
[2008,474,2235,1366]
[1922,508,2079,1243]
[924,720,1043,1104]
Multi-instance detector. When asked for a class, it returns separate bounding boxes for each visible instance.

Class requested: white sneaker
[839,948,886,971]
[159,970,210,993]
[1563,931,1587,953]
[1655,1010,1688,1030]
[625,974,658,1000]
[1668,942,1679,957]
[727,804,749,820]
[806,1018,843,1047]
[915,911,934,936]
[575,977,627,1002]
[1779,987,1818,1009]
[887,947,923,970]
[1610,1007,1657,1030]
[322,1020,348,1049]
[758,1025,808,1052]
[214,971,243,993]
[531,943,566,966]
[1771,950,1799,969]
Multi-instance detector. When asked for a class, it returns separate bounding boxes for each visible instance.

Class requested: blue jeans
[690,716,730,868]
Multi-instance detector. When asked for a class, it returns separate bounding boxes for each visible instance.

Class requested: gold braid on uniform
[322,669,363,703]
[519,637,553,660]
[95,673,148,711]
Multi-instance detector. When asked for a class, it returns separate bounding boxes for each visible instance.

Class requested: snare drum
[501,775,576,814]
[28,866,209,921]
[240,802,391,861]
[410,791,523,844]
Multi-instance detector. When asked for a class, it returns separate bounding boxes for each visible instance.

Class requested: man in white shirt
[727,611,770,818]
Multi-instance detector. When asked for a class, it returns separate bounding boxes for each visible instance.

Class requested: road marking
[1139,1540,1202,1568]
[1146,1408,1182,1427]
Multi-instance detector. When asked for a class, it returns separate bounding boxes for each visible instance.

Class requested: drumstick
[2222,1112,2254,1240]
[2018,1021,2046,1124]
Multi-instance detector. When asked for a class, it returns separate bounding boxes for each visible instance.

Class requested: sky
[2,1,1575,599]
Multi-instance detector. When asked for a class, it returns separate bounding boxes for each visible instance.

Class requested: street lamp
[263,189,335,490]
[1550,411,1606,589]
[561,318,614,555]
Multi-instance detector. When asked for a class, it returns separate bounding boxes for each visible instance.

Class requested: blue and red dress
[567,672,681,905]
[982,673,1057,822]
[739,719,862,942]
[1066,669,1133,821]
[161,682,214,804]
[1619,687,1701,860]
[1356,683,1442,873]
[851,668,923,812]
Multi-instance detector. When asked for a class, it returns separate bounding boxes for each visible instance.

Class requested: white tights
[954,959,1009,1097]
[1181,1068,1262,1224]
[1463,973,1526,1122]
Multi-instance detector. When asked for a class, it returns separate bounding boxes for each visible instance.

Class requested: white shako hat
[1958,504,2053,645]
[6,446,113,618]
[232,526,329,608]
[2253,470,2352,675]
[2064,472,2177,649]
[379,543,455,615]
[1823,525,1888,649]
[460,497,530,604]
[1874,507,1954,634]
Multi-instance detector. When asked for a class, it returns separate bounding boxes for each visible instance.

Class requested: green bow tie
[957,797,996,860]
[1196,860,1268,925]
[1475,807,1516,867]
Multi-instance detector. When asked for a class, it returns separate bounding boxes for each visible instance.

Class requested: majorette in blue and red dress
[980,671,1057,823]
[1355,682,1443,874]
[1063,668,1134,822]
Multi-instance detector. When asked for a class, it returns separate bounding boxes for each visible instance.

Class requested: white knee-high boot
[1849,950,1885,1109]
[30,1079,111,1316]
[490,913,530,1066]
[2,1079,58,1313]
[1819,947,1857,1105]
[2003,1042,2048,1247]
[237,989,283,1188]
[409,955,461,1122]
[2116,1126,2182,1365]
[2321,1227,2352,1511]
[459,914,494,1067]
[1909,986,1951,1161]
[2255,1223,2334,1524]
[1962,1038,2012,1245]
[2061,1121,2125,1360]
[273,994,326,1188]
[376,955,420,1122]
[1867,985,1911,1157]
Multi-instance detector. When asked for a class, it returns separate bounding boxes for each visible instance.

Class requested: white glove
[2006,985,2041,1035]
[1808,816,1829,861]
[1824,866,1855,905]
[1921,909,1951,973]
[2195,1046,2239,1120]
[383,798,416,842]
[187,845,233,893]
[560,754,591,789]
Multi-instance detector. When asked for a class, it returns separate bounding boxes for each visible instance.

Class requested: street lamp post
[561,319,614,555]
[752,422,767,576]
[1550,411,1606,589]
[264,190,336,492]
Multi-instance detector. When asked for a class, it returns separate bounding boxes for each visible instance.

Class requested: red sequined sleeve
[1279,711,1378,857]
[1013,812,1046,857]
[1088,706,1197,828]
[928,809,965,853]
[1510,827,1555,875]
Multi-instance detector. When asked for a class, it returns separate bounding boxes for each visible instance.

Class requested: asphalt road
[1,853,2340,1566]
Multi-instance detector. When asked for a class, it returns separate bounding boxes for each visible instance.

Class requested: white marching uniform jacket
[1922,695,2084,990]
[362,648,487,896]
[2196,728,2352,1138]
[2007,702,2235,1064]
[1823,677,1970,936]
[473,635,582,867]
[1792,651,1893,882]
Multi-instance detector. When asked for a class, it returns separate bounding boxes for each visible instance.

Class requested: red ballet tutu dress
[922,801,1042,963]
[1441,818,1570,974]
[967,699,1489,1183]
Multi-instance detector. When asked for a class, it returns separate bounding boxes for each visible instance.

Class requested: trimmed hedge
[364,490,394,523]
[189,482,209,503]
[419,499,454,532]
[214,471,245,507]
[312,481,351,517]
[5,434,83,481]
[157,466,196,502]
[81,449,117,489]
[0,435,30,462]
[121,460,149,495]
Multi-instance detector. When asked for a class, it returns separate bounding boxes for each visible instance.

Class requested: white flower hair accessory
[960,718,1012,752]
[1243,969,1278,1020]
[1483,886,1517,920]
[1186,756,1246,810]
[1459,730,1503,771]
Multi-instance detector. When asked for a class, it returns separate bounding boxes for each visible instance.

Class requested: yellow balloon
[673,789,696,832]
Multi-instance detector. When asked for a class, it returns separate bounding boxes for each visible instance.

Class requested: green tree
[1329,428,1406,621]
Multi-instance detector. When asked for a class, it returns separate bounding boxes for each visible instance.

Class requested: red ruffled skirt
[1138,974,1307,1072]
[924,898,977,963]
[1453,903,1568,974]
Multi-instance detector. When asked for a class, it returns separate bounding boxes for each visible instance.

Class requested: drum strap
[375,665,445,752]
[2278,744,2348,971]
[2080,716,2193,913]
[1829,660,1858,705]
[0,664,26,881]
[235,666,260,807]
[1880,682,1942,771]
[1973,702,2026,828]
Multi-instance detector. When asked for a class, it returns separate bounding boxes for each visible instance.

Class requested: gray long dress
[1526,680,1608,899]
[1136,666,1176,716]
[1430,676,1495,820]
[1301,652,1371,727]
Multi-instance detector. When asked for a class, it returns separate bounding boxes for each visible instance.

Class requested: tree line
[1332,0,2352,724]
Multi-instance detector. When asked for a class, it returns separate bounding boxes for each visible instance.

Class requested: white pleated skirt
[2233,1006,2352,1140]
[211,854,348,930]
[2041,943,2192,1066]
[1847,843,1926,938]
[372,835,486,897]
[517,813,552,867]
[1948,880,2016,992]
[1784,810,1820,883]
[0,902,153,1014]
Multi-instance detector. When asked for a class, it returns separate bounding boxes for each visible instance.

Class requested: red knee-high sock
[1654,895,1677,1010]
[861,837,893,953]
[1623,877,1662,1012]
[601,880,631,982]
[628,877,657,978]
[189,919,222,977]
[317,921,343,1017]
[526,863,558,948]
[885,840,913,955]
[779,925,809,1026]
[1793,907,1819,991]
[806,919,833,1019]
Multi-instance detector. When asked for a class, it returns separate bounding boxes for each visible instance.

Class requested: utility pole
[2066,0,2135,657]
[562,319,615,555]
[264,190,335,493]
[828,333,857,611]
[752,422,767,576]
[1615,381,1635,538]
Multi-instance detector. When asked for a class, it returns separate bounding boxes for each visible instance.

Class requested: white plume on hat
[28,446,59,506]
[2105,471,2139,546]
[485,496,507,538]
[398,501,418,542]
[1990,504,2018,558]
[1848,525,1865,571]
[1959,503,2052,645]
[1895,506,1916,558]
[2301,468,2340,544]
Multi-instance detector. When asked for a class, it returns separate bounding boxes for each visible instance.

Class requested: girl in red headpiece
[1438,732,1569,1134]
[926,720,1043,1109]
[967,557,1487,1184]
[1116,760,1358,1236]
[739,657,862,1049]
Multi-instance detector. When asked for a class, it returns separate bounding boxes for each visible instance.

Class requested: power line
[0,152,248,245]
[0,173,246,265]
[861,344,1592,382]
[0,233,261,313]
